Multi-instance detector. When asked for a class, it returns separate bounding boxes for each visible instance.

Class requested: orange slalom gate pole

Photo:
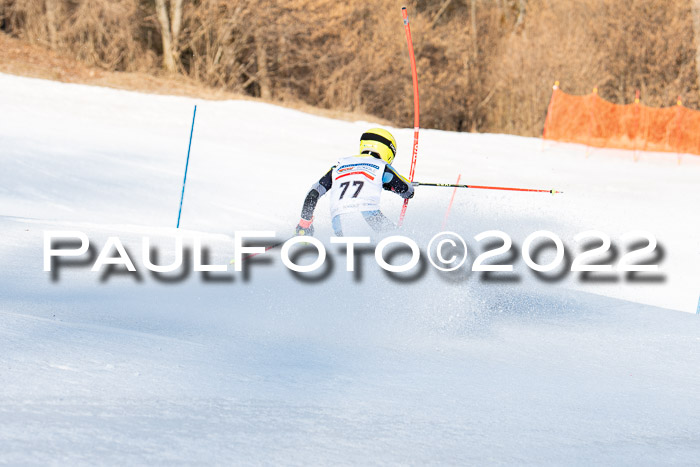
[397,6,420,228]
[440,174,461,230]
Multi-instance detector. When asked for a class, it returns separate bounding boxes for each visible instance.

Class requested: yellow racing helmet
[359,128,397,164]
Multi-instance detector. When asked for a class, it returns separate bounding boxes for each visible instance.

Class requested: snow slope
[1,73,699,464]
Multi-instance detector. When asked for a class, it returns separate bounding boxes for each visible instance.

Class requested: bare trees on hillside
[0,0,697,136]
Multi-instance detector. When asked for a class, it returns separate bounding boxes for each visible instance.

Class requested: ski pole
[413,181,563,194]
[397,6,420,227]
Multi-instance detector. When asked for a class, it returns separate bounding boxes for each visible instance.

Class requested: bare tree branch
[428,0,454,29]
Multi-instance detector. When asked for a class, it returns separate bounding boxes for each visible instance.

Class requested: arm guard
[300,168,333,220]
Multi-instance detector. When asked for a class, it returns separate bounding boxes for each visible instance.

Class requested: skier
[295,128,415,237]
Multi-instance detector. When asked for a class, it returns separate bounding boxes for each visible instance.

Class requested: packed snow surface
[1,73,699,464]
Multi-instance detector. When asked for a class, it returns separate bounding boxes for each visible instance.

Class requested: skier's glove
[296,217,314,236]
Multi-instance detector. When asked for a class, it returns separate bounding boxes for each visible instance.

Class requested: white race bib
[330,155,386,218]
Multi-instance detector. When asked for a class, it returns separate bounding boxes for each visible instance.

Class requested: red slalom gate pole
[398,6,420,228]
[441,173,461,230]
[413,181,563,194]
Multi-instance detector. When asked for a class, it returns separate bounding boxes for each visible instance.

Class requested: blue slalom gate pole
[177,105,197,228]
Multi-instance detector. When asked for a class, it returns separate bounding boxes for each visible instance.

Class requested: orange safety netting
[542,84,700,157]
